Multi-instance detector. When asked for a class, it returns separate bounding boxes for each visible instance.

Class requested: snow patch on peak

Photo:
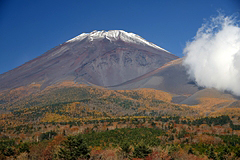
[67,30,169,53]
[67,33,88,42]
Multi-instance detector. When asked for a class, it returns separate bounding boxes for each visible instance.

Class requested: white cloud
[183,14,240,95]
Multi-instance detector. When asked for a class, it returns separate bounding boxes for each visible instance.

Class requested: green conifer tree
[58,135,90,160]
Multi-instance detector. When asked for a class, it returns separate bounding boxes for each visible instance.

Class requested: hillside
[0,82,198,126]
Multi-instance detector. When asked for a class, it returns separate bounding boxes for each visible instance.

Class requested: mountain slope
[107,57,240,115]
[0,30,177,91]
[109,58,200,95]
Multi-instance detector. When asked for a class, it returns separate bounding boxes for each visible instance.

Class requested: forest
[0,115,240,159]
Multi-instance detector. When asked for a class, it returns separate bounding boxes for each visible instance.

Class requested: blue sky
[0,0,239,74]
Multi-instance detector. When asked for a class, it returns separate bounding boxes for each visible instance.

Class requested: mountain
[0,30,177,91]
[1,29,240,119]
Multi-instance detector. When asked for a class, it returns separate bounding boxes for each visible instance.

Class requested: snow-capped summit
[0,29,178,91]
[67,30,169,53]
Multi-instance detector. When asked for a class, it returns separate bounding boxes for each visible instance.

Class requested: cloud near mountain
[183,14,240,96]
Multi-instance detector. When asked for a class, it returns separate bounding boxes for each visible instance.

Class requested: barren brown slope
[109,58,200,95]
